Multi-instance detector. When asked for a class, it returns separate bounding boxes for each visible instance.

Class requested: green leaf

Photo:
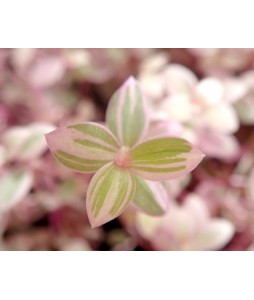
[86,163,136,228]
[106,76,149,147]
[130,137,205,180]
[0,169,33,211]
[133,176,169,215]
[45,122,120,173]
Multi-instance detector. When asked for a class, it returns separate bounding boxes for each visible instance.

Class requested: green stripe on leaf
[68,123,119,149]
[132,165,185,173]
[130,137,205,180]
[131,138,191,160]
[86,163,136,228]
[74,139,116,153]
[54,150,108,172]
[106,76,149,147]
[45,122,120,173]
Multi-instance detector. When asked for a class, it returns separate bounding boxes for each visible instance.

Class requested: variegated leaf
[86,163,136,228]
[45,122,120,173]
[133,177,169,216]
[106,76,149,147]
[130,137,205,181]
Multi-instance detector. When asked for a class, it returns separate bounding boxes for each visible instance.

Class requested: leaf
[183,193,210,229]
[28,56,65,88]
[0,169,33,211]
[234,95,254,125]
[163,64,198,94]
[197,130,240,161]
[106,76,149,147]
[130,137,205,181]
[195,78,224,106]
[86,163,136,228]
[45,122,120,173]
[158,94,193,122]
[135,213,162,239]
[2,123,55,161]
[195,103,239,134]
[192,219,235,250]
[144,120,183,140]
[132,177,169,216]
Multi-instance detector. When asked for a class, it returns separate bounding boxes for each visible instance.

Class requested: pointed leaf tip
[86,163,136,228]
[125,76,138,85]
[45,122,120,173]
[106,77,149,147]
[130,137,205,181]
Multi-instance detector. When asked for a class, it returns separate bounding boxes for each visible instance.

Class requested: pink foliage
[0,48,254,250]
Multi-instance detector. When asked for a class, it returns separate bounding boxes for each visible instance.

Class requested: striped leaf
[133,177,169,216]
[130,137,205,181]
[86,163,136,228]
[106,76,149,147]
[45,122,120,173]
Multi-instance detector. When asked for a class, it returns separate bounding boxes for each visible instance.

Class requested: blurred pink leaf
[28,56,65,88]
[197,130,240,161]
[223,77,248,103]
[183,193,210,227]
[144,120,183,140]
[164,64,198,94]
[64,49,92,69]
[234,95,254,125]
[0,169,33,212]
[2,123,55,161]
[57,238,91,251]
[192,219,235,250]
[138,53,168,100]
[11,48,36,71]
[157,94,193,122]
[136,193,235,250]
[195,103,239,134]
[195,78,224,106]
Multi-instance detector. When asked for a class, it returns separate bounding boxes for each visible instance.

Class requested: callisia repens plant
[45,77,205,228]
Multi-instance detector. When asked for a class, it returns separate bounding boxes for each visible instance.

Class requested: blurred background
[0,48,254,250]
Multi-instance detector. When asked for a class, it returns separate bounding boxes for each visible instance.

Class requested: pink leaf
[192,219,235,250]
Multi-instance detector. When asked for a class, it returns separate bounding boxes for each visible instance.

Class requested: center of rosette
[114,146,132,168]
